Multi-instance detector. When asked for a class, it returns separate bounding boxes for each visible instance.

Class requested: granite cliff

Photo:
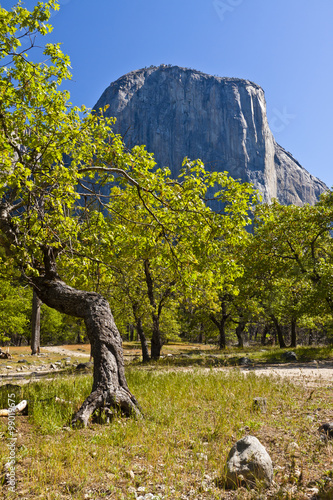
[95,65,327,205]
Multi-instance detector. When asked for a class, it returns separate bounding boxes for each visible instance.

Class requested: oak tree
[0,1,144,426]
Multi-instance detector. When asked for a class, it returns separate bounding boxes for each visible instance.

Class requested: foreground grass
[0,365,332,499]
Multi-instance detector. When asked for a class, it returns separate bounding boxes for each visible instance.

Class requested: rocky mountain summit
[95,65,327,205]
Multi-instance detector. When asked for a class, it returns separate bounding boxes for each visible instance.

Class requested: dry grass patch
[0,366,332,499]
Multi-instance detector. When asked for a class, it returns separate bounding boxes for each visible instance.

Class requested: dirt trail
[141,361,333,387]
[238,361,333,387]
[40,346,90,358]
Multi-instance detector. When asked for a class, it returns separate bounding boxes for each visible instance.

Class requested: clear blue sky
[4,0,333,188]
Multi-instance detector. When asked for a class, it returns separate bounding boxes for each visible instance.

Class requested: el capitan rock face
[95,65,327,205]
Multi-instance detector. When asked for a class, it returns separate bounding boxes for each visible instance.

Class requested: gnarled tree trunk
[33,275,141,427]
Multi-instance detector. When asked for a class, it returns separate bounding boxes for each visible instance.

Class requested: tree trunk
[217,299,229,349]
[136,318,150,362]
[270,314,286,348]
[131,302,150,362]
[235,320,246,348]
[218,321,226,349]
[261,325,268,346]
[210,305,228,350]
[31,290,41,355]
[308,329,313,346]
[290,318,297,348]
[143,259,163,360]
[150,313,163,360]
[198,322,204,344]
[129,323,134,342]
[33,276,141,427]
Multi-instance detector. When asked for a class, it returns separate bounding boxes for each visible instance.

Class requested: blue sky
[4,0,333,188]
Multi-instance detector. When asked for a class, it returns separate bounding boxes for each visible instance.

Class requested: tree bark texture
[33,276,141,427]
[31,290,41,355]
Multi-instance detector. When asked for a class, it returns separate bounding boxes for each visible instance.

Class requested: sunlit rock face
[95,65,327,205]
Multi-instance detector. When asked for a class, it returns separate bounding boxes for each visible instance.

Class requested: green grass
[0,363,332,499]
[246,345,333,364]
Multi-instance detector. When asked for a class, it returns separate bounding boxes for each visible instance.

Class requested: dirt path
[140,361,333,387]
[40,346,90,358]
[238,361,333,387]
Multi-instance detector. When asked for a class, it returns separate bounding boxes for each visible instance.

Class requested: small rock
[76,362,93,370]
[319,422,333,439]
[253,397,267,413]
[284,351,297,362]
[17,359,28,364]
[5,366,13,370]
[226,435,273,489]
[238,357,252,366]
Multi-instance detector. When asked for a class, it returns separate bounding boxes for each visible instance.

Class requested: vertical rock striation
[95,65,327,205]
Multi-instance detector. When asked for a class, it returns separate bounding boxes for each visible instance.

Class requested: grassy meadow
[0,345,332,499]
